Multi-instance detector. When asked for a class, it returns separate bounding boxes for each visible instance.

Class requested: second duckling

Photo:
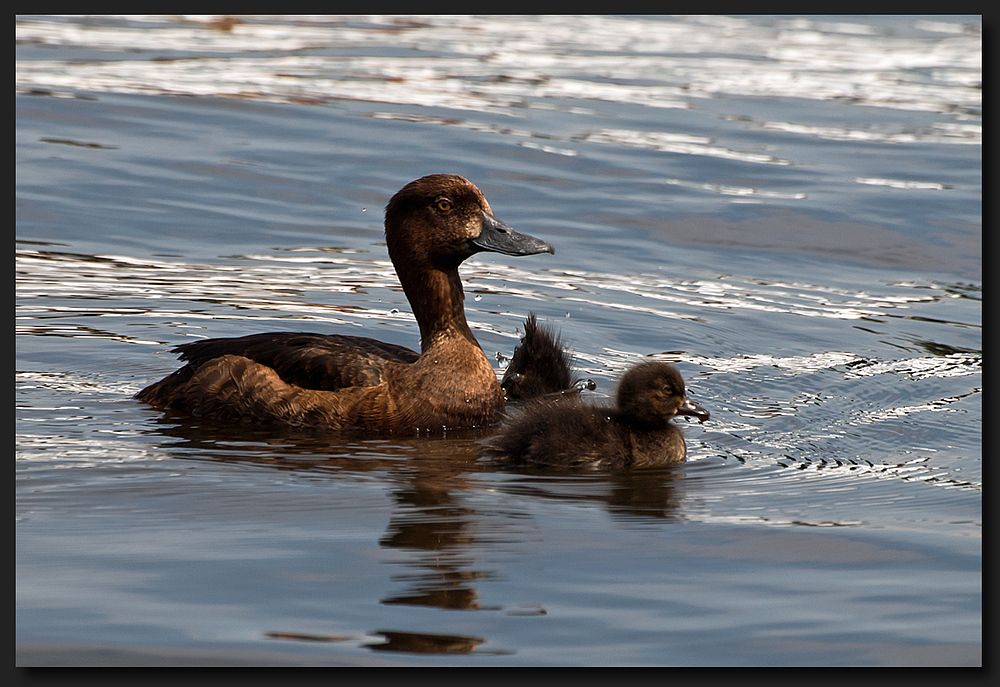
[484,361,709,469]
[501,313,594,401]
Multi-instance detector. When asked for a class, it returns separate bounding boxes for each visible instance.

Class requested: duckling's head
[384,174,553,269]
[615,362,710,430]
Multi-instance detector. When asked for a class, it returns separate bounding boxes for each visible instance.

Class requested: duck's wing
[171,332,419,391]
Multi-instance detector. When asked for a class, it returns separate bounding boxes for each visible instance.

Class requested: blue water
[16,15,980,666]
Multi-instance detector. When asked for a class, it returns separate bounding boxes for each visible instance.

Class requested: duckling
[484,361,709,469]
[500,313,594,401]
[136,174,554,432]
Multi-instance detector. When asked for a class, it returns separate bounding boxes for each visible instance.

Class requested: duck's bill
[471,213,554,256]
[677,398,711,423]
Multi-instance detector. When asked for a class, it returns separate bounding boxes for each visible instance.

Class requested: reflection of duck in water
[484,362,709,469]
[136,175,553,432]
[368,630,486,654]
[500,313,594,401]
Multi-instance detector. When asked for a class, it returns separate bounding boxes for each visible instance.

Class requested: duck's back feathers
[173,332,418,390]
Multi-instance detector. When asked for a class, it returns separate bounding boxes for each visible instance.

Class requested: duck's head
[384,174,554,269]
[615,362,710,429]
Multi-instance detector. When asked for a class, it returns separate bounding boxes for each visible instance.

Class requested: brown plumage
[484,361,710,469]
[136,174,554,432]
[501,313,592,401]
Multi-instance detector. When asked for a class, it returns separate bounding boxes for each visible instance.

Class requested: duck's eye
[661,385,675,395]
[435,199,453,212]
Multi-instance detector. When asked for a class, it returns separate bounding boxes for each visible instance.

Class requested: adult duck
[136,174,554,432]
[484,361,709,469]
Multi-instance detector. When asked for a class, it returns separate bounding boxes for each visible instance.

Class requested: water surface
[16,14,981,666]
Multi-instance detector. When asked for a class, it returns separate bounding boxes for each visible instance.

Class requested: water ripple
[17,245,974,350]
[16,15,981,135]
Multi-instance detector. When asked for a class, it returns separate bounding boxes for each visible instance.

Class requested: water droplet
[390,308,398,314]
[474,295,482,301]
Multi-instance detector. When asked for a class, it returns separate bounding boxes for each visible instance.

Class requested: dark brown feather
[484,362,709,469]
[135,174,553,432]
[501,313,574,400]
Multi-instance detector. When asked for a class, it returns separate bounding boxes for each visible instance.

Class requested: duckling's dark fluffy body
[484,361,709,469]
[136,174,553,432]
[501,313,589,401]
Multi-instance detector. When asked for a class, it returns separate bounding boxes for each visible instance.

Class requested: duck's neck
[397,262,479,353]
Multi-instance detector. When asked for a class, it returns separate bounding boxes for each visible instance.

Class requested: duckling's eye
[435,199,453,212]
[661,385,675,395]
